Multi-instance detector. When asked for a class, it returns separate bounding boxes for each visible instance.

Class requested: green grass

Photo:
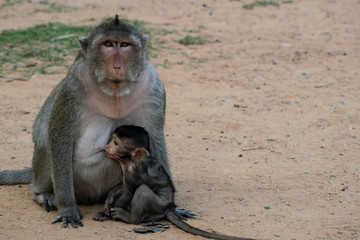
[0,19,165,78]
[243,0,293,9]
[178,25,208,46]
[0,17,209,78]
[161,59,185,69]
[178,35,207,46]
[156,29,179,36]
[0,23,92,77]
[183,25,205,34]
[1,0,23,8]
[33,1,77,13]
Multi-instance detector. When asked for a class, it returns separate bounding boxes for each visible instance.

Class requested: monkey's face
[79,18,149,97]
[104,134,124,158]
[85,32,148,98]
[104,134,135,163]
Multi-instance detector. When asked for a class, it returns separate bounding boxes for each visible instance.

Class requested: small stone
[264,205,271,209]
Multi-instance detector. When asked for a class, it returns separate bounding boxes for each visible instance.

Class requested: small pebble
[264,205,271,209]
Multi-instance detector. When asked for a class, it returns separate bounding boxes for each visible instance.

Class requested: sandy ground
[0,0,359,239]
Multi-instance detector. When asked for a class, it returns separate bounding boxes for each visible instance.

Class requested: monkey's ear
[131,148,149,164]
[79,36,89,51]
[141,34,149,49]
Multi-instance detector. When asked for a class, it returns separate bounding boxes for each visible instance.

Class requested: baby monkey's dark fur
[94,125,255,240]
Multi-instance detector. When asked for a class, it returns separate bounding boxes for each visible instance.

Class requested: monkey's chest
[72,116,123,203]
[74,116,116,166]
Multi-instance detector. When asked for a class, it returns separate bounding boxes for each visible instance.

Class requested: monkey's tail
[166,209,256,240]
[0,168,33,185]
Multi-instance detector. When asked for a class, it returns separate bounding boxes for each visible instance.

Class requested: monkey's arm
[146,75,170,177]
[49,84,83,228]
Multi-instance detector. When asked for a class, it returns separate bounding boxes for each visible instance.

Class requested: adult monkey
[0,16,189,228]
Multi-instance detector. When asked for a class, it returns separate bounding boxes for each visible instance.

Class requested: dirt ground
[0,0,359,239]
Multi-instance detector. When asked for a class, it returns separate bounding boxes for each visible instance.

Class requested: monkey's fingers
[52,213,84,228]
[69,218,84,228]
[104,199,114,214]
[52,216,70,227]
[93,212,112,221]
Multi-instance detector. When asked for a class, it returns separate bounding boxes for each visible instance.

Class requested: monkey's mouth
[107,79,126,83]
[95,147,105,153]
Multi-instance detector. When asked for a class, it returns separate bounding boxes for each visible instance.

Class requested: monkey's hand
[52,206,83,228]
[104,184,124,215]
[104,193,114,215]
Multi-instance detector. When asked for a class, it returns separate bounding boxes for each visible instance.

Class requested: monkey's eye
[120,42,130,47]
[113,140,118,146]
[104,41,113,47]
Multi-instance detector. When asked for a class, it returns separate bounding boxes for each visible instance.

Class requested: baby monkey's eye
[104,41,113,47]
[120,42,130,47]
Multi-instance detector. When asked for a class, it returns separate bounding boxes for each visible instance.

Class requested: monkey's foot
[93,211,112,222]
[110,207,130,223]
[34,192,57,212]
[174,207,196,220]
[52,206,83,228]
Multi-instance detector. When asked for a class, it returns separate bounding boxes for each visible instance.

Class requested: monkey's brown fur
[94,125,255,240]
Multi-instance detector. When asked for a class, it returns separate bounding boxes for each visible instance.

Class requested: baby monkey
[94,125,255,240]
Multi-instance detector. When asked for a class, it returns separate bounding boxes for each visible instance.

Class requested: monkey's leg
[30,146,56,212]
[130,184,171,224]
[110,207,131,223]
